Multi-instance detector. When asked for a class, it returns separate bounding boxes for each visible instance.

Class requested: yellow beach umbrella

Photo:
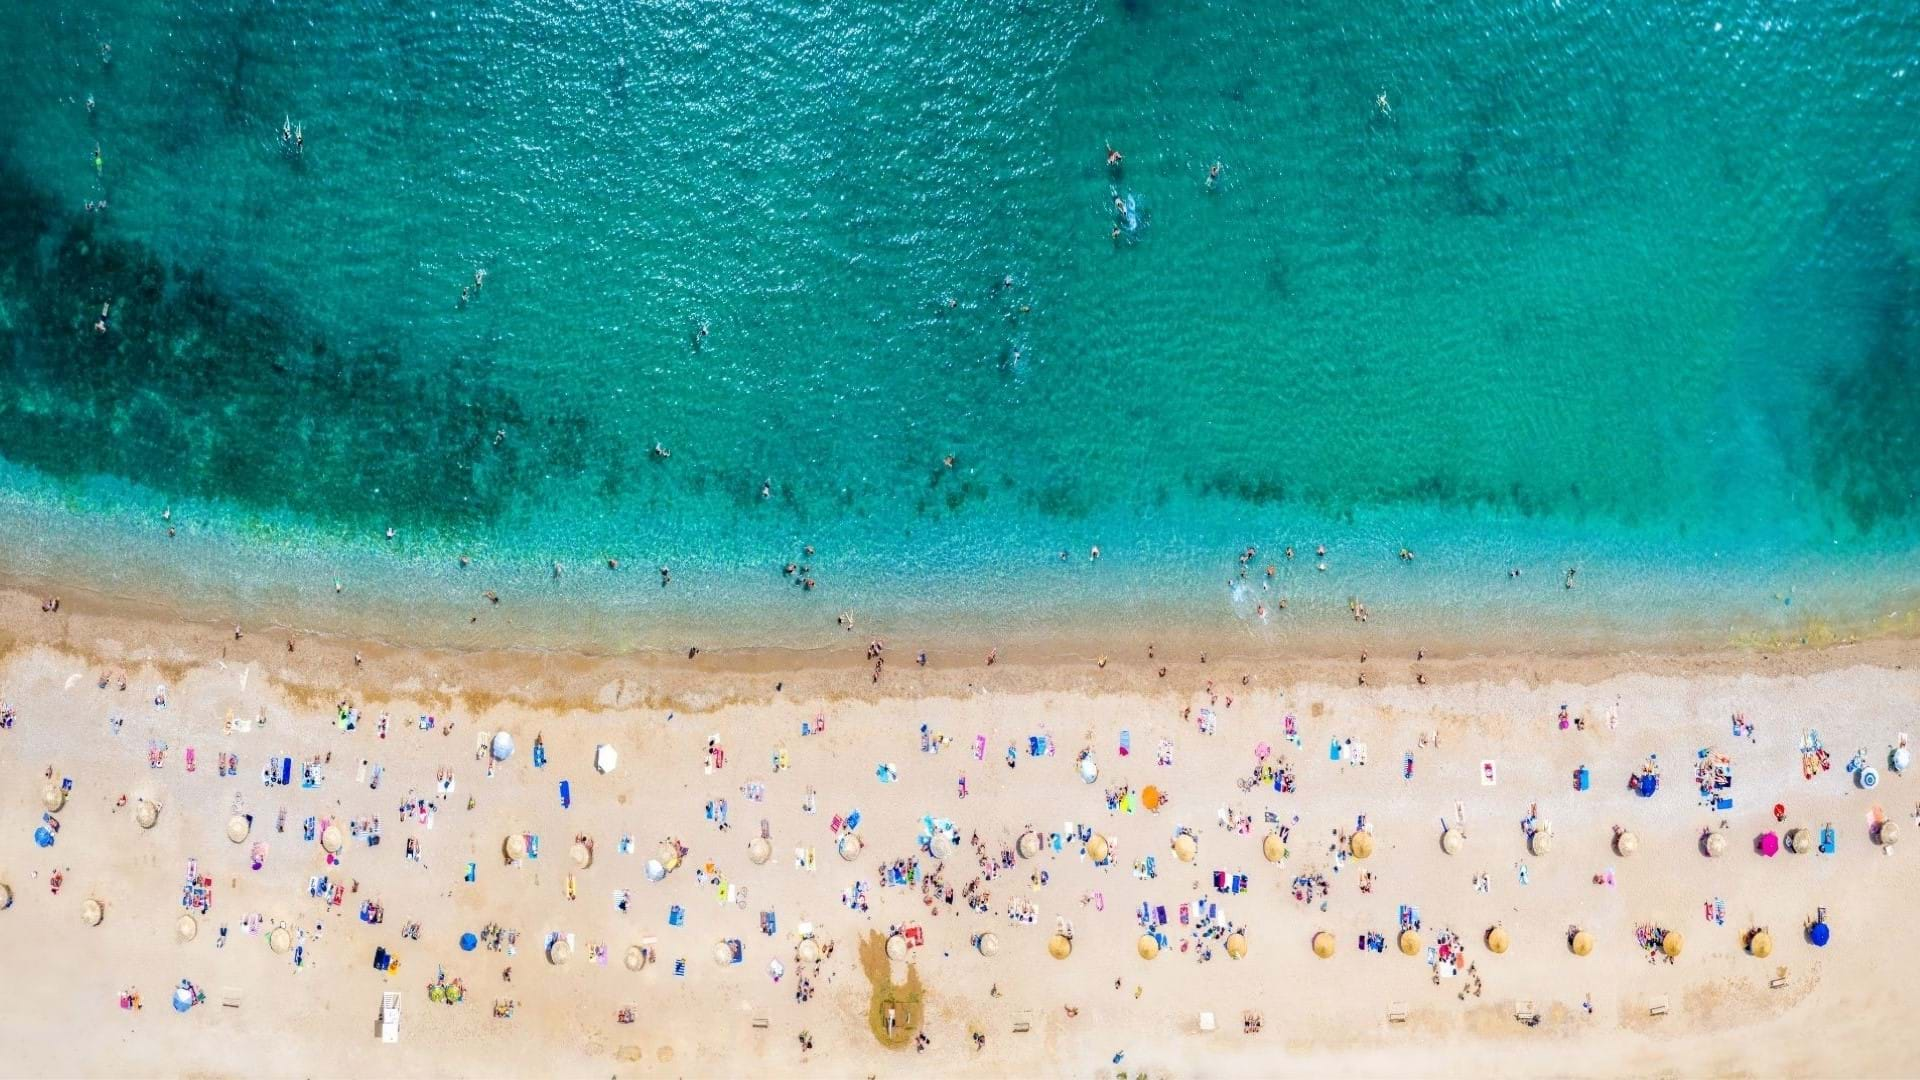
[1570,930,1594,957]
[1087,835,1110,863]
[1486,926,1510,954]
[1172,834,1198,862]
[1785,828,1812,854]
[1529,831,1553,856]
[1398,929,1422,956]
[1141,786,1163,812]
[1748,930,1773,958]
[1312,931,1336,959]
[1047,933,1072,960]
[1137,935,1160,960]
[1662,931,1684,958]
[1225,933,1248,959]
[1704,830,1728,857]
[42,786,66,813]
[1350,831,1375,860]
[1262,834,1286,862]
[503,834,527,861]
[1614,830,1639,857]
[1017,832,1043,859]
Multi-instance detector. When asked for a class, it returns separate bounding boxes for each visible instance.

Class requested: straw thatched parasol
[82,898,104,927]
[1662,931,1684,958]
[1704,830,1728,858]
[1047,933,1072,960]
[1262,833,1286,862]
[929,830,952,860]
[135,800,160,830]
[503,834,528,861]
[269,926,292,953]
[1785,828,1812,854]
[1528,830,1552,856]
[624,945,648,971]
[797,938,822,964]
[1018,831,1043,859]
[710,940,732,967]
[748,837,773,865]
[1087,835,1110,863]
[1570,930,1594,956]
[550,938,574,965]
[1614,830,1639,857]
[177,913,198,941]
[1137,934,1160,960]
[1350,831,1375,860]
[1172,833,1198,862]
[886,934,908,962]
[569,842,593,869]
[976,932,1000,958]
[1225,933,1248,960]
[1311,931,1336,959]
[1486,926,1510,954]
[1398,929,1422,956]
[1440,828,1463,856]
[227,815,251,844]
[42,785,66,813]
[1747,930,1773,958]
[1878,821,1901,847]
[839,832,864,861]
[320,824,345,854]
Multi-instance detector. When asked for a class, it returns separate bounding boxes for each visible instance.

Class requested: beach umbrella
[1141,786,1163,812]
[976,933,1000,958]
[1614,831,1639,857]
[459,932,478,952]
[1350,831,1375,860]
[748,837,773,865]
[1263,834,1286,862]
[839,833,864,861]
[1225,933,1248,960]
[1047,933,1072,960]
[1172,834,1198,862]
[1017,831,1042,859]
[645,859,667,881]
[227,815,251,844]
[797,938,822,964]
[1078,756,1099,784]
[1758,832,1780,857]
[82,898,104,927]
[1440,829,1464,856]
[1662,931,1684,958]
[320,824,345,854]
[569,842,592,869]
[490,731,514,761]
[549,938,574,965]
[1137,935,1160,960]
[1486,926,1510,954]
[1808,921,1830,948]
[1528,830,1552,856]
[176,914,198,942]
[268,927,292,954]
[709,940,732,967]
[1878,821,1901,847]
[42,785,66,812]
[503,834,528,862]
[1398,929,1422,956]
[1570,930,1594,957]
[625,945,648,971]
[135,800,160,829]
[594,745,618,774]
[172,986,194,1013]
[0,883,11,909]
[1311,931,1336,959]
[1704,831,1729,858]
[1893,747,1912,773]
[34,826,54,848]
[1087,835,1110,863]
[1785,828,1812,854]
[1748,930,1773,958]
[928,831,952,860]
[886,934,909,962]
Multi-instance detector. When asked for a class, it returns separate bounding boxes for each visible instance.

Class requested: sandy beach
[1,586,1917,1079]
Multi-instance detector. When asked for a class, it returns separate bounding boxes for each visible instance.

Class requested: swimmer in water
[651,442,671,460]
[1207,161,1222,190]
[93,143,103,173]
[1375,91,1391,116]
[1105,144,1122,168]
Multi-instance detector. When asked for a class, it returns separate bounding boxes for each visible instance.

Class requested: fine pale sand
[0,587,1916,1079]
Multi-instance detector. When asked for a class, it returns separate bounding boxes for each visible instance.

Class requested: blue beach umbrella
[33,826,54,848]
[460,932,478,952]
[1808,921,1830,947]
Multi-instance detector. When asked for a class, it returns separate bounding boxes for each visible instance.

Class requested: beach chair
[1647,997,1669,1017]
[220,987,243,1009]
[752,1012,770,1030]
[1513,1000,1537,1022]
[1770,969,1790,990]
[1387,1002,1408,1023]
[1011,1012,1033,1034]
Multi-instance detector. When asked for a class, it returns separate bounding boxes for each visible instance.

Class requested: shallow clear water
[0,1,1916,649]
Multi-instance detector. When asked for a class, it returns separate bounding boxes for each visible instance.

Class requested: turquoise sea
[0,1,1916,651]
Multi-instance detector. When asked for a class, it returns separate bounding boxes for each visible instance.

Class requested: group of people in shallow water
[1105,144,1223,241]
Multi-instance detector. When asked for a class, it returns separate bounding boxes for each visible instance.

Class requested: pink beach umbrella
[1254,742,1271,762]
[1757,832,1780,857]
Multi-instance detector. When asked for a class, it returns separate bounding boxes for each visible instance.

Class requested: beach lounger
[221,987,243,1009]
[1387,1002,1408,1023]
[1647,997,1669,1017]
[752,1013,770,1029]
[1011,1012,1033,1033]
[1513,1000,1537,1022]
